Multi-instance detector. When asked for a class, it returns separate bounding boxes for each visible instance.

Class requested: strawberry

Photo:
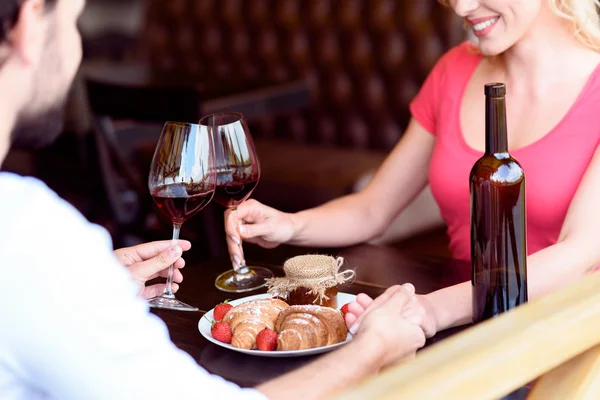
[340,303,350,316]
[213,301,233,321]
[211,321,232,344]
[256,328,278,351]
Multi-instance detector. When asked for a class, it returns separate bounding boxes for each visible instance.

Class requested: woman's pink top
[410,42,600,261]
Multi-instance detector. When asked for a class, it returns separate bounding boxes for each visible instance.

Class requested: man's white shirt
[0,172,267,400]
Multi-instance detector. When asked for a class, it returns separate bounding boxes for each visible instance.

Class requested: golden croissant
[222,298,289,349]
[275,305,347,351]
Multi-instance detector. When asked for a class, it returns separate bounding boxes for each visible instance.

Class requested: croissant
[275,305,347,351]
[222,298,289,349]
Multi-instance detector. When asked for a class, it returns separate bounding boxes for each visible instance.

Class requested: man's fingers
[149,259,185,279]
[378,285,414,312]
[353,286,404,324]
[158,267,184,283]
[403,283,416,295]
[133,245,183,279]
[400,296,427,327]
[142,284,164,299]
[351,284,415,330]
[406,314,423,325]
[131,240,191,261]
[173,257,186,270]
[369,284,415,311]
[141,283,179,299]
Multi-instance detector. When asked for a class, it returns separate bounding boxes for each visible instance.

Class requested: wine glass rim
[198,112,244,127]
[164,121,199,127]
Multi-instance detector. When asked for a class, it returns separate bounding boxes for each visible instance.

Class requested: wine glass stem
[163,223,181,298]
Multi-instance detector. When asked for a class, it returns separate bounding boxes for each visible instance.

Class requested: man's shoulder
[0,172,60,204]
[0,172,116,294]
[0,171,49,191]
[0,172,84,221]
[0,172,107,245]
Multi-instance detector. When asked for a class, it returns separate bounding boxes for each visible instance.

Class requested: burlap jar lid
[266,254,355,302]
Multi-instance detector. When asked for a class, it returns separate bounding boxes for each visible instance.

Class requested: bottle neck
[485,95,508,154]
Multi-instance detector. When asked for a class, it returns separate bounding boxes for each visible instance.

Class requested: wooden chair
[337,272,600,399]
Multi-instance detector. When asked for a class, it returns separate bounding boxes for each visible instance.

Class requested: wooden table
[151,240,473,388]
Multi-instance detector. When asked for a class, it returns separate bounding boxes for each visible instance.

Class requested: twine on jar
[266,254,356,303]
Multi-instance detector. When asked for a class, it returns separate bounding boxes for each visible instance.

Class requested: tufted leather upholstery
[141,0,467,150]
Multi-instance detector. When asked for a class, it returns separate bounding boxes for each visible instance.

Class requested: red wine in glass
[213,172,259,208]
[199,112,274,293]
[148,122,216,311]
[152,183,214,225]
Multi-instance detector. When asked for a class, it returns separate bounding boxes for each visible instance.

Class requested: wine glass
[199,112,274,293]
[148,122,216,311]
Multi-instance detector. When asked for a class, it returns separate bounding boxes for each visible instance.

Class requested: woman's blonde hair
[549,0,600,51]
[438,0,600,51]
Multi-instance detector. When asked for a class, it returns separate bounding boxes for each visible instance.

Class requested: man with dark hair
[0,1,426,399]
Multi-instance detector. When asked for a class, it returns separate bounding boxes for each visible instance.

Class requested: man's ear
[10,0,46,66]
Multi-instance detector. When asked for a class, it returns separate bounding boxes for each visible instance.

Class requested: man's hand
[114,240,192,299]
[257,284,426,400]
[349,284,427,368]
[346,284,439,340]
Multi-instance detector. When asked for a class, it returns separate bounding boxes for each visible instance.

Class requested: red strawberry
[211,321,232,344]
[213,302,233,321]
[340,303,350,316]
[256,328,278,351]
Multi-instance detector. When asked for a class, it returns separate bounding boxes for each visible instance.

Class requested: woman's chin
[476,39,510,57]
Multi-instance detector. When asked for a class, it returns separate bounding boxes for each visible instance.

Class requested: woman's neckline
[455,46,600,155]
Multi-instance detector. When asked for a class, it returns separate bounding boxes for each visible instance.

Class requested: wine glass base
[215,266,274,293]
[148,295,198,312]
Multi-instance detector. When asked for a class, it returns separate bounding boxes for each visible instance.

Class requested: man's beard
[10,101,66,149]
[9,14,69,150]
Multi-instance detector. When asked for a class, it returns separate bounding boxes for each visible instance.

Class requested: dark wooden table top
[151,239,473,388]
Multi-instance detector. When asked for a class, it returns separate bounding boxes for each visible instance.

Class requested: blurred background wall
[2,0,470,260]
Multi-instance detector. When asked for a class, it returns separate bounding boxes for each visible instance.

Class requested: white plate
[198,292,356,357]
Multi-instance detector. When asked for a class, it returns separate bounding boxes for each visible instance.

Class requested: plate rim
[198,292,356,357]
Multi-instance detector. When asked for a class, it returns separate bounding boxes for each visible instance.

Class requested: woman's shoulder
[581,59,600,96]
[434,41,483,76]
[447,41,482,59]
[566,57,600,121]
[421,41,482,97]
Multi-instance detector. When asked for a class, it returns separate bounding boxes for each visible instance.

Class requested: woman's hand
[114,240,191,299]
[224,199,297,270]
[345,284,439,339]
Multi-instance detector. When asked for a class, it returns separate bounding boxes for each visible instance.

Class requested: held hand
[224,199,296,270]
[114,240,192,299]
[350,284,426,368]
[346,284,439,339]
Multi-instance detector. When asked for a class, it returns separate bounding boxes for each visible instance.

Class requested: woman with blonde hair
[225,0,600,337]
